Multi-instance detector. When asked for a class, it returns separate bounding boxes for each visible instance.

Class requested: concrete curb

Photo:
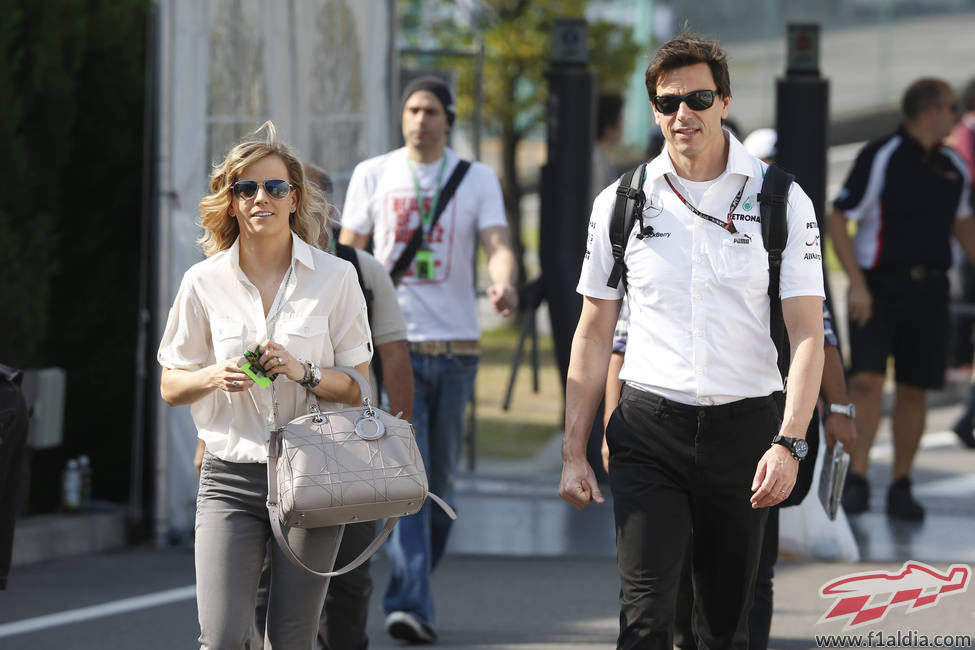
[11,510,126,567]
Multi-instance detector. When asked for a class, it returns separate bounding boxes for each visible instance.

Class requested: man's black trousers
[607,385,776,650]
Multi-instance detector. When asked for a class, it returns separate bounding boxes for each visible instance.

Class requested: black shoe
[842,472,869,514]
[386,611,436,644]
[952,418,975,449]
[887,477,925,521]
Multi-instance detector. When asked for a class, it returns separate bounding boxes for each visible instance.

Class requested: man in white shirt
[339,76,517,644]
[559,34,825,649]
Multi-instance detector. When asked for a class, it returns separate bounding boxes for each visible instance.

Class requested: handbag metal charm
[354,397,385,440]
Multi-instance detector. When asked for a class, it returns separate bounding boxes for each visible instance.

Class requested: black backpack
[335,243,384,392]
[606,163,819,507]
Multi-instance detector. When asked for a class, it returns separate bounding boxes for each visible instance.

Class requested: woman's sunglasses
[230,179,293,200]
[653,90,717,115]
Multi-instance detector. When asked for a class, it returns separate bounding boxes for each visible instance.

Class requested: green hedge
[0,0,148,506]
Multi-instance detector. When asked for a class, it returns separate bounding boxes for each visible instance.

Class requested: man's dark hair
[722,117,742,140]
[902,78,950,120]
[961,78,975,113]
[303,163,333,197]
[597,93,624,140]
[645,32,731,103]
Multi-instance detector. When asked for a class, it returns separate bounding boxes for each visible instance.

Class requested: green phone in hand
[238,344,274,388]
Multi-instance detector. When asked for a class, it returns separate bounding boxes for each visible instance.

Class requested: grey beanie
[400,76,456,126]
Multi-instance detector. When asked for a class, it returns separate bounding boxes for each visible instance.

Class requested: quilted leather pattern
[277,406,428,528]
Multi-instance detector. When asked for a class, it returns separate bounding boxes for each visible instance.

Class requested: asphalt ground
[2,550,972,649]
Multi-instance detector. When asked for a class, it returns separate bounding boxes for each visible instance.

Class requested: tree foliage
[0,0,88,364]
[399,0,643,282]
[0,0,147,505]
[402,0,641,138]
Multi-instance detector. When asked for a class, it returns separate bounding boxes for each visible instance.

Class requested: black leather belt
[621,385,775,419]
[869,265,944,281]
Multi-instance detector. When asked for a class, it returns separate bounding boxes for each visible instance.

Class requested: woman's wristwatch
[298,360,322,389]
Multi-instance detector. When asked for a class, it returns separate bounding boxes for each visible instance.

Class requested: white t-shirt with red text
[341,147,507,341]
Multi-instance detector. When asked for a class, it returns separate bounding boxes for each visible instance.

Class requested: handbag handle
[297,365,375,427]
[330,365,375,407]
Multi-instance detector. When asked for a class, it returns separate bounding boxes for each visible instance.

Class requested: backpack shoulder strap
[758,163,795,379]
[335,242,371,306]
[335,243,384,388]
[759,165,823,510]
[607,163,648,289]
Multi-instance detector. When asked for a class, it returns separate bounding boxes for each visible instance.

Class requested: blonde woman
[158,121,371,649]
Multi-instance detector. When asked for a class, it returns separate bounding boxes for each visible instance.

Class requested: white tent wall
[153,0,394,544]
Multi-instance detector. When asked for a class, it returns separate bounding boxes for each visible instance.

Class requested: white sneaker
[385,610,436,644]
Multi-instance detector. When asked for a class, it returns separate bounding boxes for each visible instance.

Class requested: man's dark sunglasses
[230,179,293,200]
[653,90,717,115]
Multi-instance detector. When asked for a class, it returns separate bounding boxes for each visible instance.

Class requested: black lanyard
[664,174,746,235]
[407,157,447,244]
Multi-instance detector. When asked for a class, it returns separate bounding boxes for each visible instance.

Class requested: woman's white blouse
[157,233,372,463]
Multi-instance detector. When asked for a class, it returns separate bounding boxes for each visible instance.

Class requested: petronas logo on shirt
[741,195,755,212]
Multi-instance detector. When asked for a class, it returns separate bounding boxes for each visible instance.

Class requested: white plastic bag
[778,419,860,562]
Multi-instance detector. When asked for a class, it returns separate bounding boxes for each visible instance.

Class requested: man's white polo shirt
[578,134,824,405]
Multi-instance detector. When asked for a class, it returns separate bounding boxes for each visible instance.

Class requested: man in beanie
[340,75,518,643]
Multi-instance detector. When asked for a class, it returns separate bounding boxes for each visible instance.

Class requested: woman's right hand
[211,359,254,393]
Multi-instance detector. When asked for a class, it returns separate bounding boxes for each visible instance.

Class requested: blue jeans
[383,352,478,626]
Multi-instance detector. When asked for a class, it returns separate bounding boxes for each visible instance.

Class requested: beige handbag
[266,366,455,577]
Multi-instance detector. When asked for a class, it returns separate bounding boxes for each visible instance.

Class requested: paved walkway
[363,555,974,649]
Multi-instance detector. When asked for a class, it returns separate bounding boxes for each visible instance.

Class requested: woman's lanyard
[266,265,293,432]
[664,174,746,235]
[407,156,448,245]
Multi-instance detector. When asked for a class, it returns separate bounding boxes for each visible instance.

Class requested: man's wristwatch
[828,402,856,419]
[771,434,809,461]
[298,361,321,389]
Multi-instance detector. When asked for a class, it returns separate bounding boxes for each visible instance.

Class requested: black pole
[775,24,833,312]
[540,79,593,388]
[775,86,828,230]
[128,0,159,543]
[539,19,605,480]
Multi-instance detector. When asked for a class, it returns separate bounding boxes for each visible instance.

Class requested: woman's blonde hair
[198,121,329,256]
